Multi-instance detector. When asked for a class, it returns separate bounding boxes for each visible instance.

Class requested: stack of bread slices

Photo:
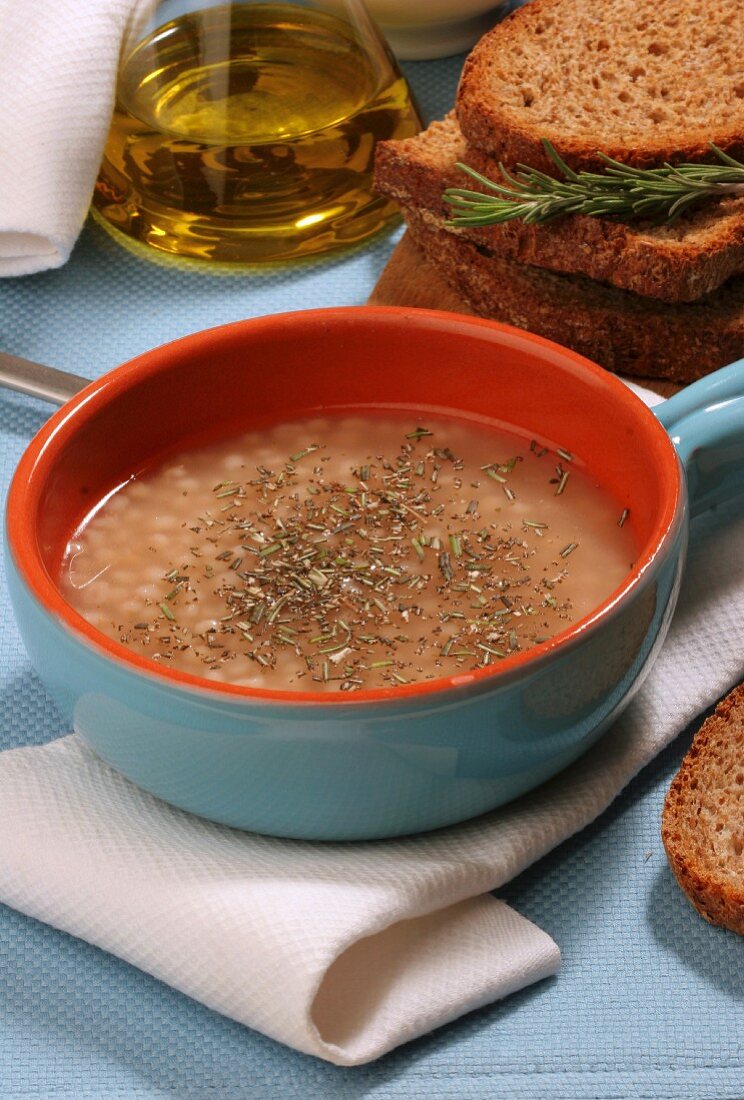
[374,0,744,383]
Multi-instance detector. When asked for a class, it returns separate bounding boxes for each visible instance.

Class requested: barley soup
[60,410,636,692]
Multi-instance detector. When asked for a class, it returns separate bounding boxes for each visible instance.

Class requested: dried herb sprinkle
[99,424,628,691]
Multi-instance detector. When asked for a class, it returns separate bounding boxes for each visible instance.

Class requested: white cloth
[2,387,743,1065]
[0,0,129,276]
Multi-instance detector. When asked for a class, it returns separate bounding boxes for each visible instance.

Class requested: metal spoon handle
[0,352,88,406]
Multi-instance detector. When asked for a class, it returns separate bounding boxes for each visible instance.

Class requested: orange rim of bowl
[6,307,684,707]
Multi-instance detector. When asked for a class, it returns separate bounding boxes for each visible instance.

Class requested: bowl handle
[654,357,744,517]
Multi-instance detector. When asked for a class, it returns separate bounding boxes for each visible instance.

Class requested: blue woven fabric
[1,53,742,1099]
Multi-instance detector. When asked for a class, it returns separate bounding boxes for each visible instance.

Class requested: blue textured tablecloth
[1,55,742,1099]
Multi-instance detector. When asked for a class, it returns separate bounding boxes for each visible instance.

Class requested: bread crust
[374,115,744,303]
[662,685,744,936]
[456,0,744,174]
[400,206,744,382]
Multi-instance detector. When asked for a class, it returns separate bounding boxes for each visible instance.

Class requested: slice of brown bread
[374,114,744,303]
[457,0,744,175]
[662,685,744,935]
[400,205,744,382]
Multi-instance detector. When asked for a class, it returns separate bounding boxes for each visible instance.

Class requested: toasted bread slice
[457,0,744,175]
[374,114,744,303]
[662,685,744,935]
[400,205,744,382]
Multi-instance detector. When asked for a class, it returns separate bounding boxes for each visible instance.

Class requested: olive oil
[93,4,421,264]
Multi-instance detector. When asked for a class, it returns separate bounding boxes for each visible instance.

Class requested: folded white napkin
[0,0,129,276]
[2,389,744,1065]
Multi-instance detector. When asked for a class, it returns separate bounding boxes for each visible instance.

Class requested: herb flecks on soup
[60,413,636,691]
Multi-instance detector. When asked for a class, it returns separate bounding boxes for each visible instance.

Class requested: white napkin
[2,389,744,1065]
[0,0,129,276]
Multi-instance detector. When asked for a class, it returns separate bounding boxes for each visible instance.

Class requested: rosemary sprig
[443,140,744,227]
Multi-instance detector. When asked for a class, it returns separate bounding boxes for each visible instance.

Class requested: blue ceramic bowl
[6,308,744,839]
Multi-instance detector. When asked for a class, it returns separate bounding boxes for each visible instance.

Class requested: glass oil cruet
[92,0,422,265]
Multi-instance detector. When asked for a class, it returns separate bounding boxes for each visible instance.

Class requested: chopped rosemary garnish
[101,418,630,691]
[438,551,454,581]
[290,445,320,463]
[486,467,506,483]
[555,470,570,496]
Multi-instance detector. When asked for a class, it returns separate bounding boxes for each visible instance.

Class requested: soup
[60,411,636,691]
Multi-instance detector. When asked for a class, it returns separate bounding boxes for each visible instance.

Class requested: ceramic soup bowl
[6,307,744,839]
